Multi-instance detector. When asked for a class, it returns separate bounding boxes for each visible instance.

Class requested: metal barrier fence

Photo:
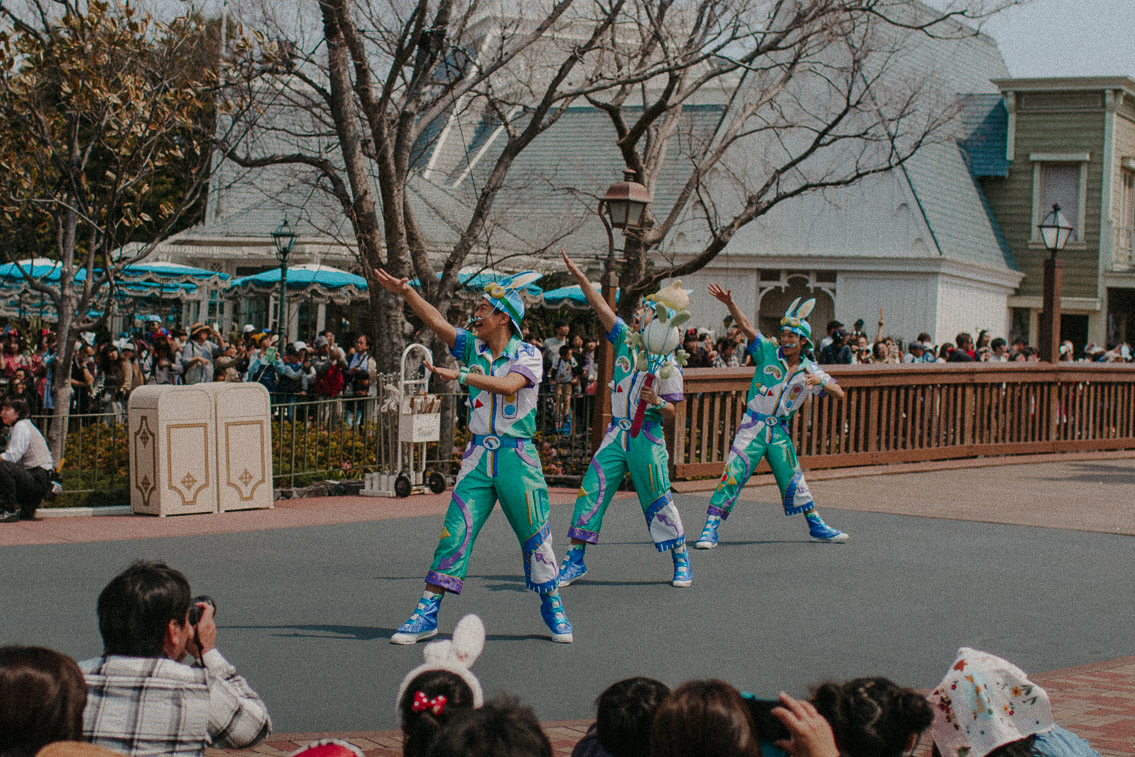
[28,382,597,506]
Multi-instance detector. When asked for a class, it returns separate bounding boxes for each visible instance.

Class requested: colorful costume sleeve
[450,328,475,365]
[510,341,543,388]
[607,318,628,348]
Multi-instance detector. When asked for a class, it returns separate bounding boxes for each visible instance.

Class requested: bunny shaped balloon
[626,281,693,437]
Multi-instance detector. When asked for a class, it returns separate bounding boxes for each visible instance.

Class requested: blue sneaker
[539,593,574,643]
[671,549,692,587]
[391,594,442,644]
[808,519,849,543]
[558,548,588,587]
[695,517,720,549]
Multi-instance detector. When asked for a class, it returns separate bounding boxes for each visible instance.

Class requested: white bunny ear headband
[395,614,486,725]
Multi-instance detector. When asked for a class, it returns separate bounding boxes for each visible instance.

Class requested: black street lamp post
[1037,203,1074,363]
[272,217,297,342]
[591,170,651,451]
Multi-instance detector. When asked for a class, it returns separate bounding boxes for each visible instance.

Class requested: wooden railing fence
[669,363,1135,479]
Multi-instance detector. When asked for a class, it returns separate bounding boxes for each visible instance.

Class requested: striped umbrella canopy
[226,263,368,304]
[0,258,87,289]
[119,261,230,286]
[409,270,544,297]
[535,283,619,310]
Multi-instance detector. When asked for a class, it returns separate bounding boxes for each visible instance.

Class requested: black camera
[187,595,216,625]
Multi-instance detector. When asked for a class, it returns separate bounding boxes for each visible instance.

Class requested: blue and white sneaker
[695,517,720,549]
[558,548,588,587]
[808,520,850,543]
[390,593,442,644]
[539,593,574,643]
[671,549,693,587]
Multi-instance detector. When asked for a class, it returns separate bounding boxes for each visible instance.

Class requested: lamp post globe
[272,217,297,342]
[1037,203,1073,363]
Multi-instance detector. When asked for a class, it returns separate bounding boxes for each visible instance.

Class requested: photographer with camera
[80,561,271,757]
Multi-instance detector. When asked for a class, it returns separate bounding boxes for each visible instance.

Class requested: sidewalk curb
[38,505,132,518]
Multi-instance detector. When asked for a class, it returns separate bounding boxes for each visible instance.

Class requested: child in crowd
[427,695,552,757]
[395,614,485,757]
[650,679,761,757]
[551,342,580,432]
[745,677,932,757]
[929,648,1101,757]
[572,677,671,757]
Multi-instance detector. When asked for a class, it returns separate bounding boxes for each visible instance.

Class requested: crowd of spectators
[4,317,379,417]
[2,306,1132,425]
[812,316,1134,366]
[1,566,1103,757]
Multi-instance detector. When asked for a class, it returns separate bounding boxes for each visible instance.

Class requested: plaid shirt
[80,650,271,757]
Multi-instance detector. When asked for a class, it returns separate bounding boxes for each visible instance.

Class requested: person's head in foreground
[395,614,485,757]
[650,679,760,757]
[929,647,1099,757]
[595,677,671,757]
[426,694,551,757]
[0,645,87,757]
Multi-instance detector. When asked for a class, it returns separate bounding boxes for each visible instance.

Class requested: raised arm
[562,249,617,334]
[709,284,758,342]
[373,268,457,350]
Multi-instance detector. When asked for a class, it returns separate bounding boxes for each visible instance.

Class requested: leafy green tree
[0,0,268,457]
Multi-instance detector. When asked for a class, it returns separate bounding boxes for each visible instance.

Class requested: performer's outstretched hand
[424,361,459,382]
[374,267,410,296]
[562,249,586,282]
[709,283,757,342]
[562,248,616,334]
[708,283,733,305]
[771,692,840,757]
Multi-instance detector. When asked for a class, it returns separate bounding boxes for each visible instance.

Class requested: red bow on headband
[411,691,447,716]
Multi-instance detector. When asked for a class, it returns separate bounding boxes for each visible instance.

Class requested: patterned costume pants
[567,419,684,551]
[707,417,815,520]
[425,437,559,595]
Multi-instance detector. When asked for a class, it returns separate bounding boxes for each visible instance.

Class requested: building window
[1030,153,1089,244]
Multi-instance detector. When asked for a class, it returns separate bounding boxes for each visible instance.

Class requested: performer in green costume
[557,251,693,588]
[374,267,573,644]
[695,283,850,549]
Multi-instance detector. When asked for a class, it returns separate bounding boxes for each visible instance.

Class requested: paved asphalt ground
[2,455,1134,753]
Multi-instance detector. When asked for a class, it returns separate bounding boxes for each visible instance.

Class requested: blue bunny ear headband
[779,297,816,347]
[482,271,541,332]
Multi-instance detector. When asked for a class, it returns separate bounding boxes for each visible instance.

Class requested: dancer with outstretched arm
[557,250,693,588]
[695,284,850,549]
[374,267,574,644]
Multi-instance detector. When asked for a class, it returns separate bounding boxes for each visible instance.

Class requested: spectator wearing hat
[142,316,170,344]
[902,340,934,363]
[929,648,1101,757]
[181,324,224,385]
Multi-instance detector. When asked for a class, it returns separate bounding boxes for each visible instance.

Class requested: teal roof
[958,94,1011,178]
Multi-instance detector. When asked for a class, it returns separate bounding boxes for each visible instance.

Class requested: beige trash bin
[128,386,217,516]
[198,382,274,512]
